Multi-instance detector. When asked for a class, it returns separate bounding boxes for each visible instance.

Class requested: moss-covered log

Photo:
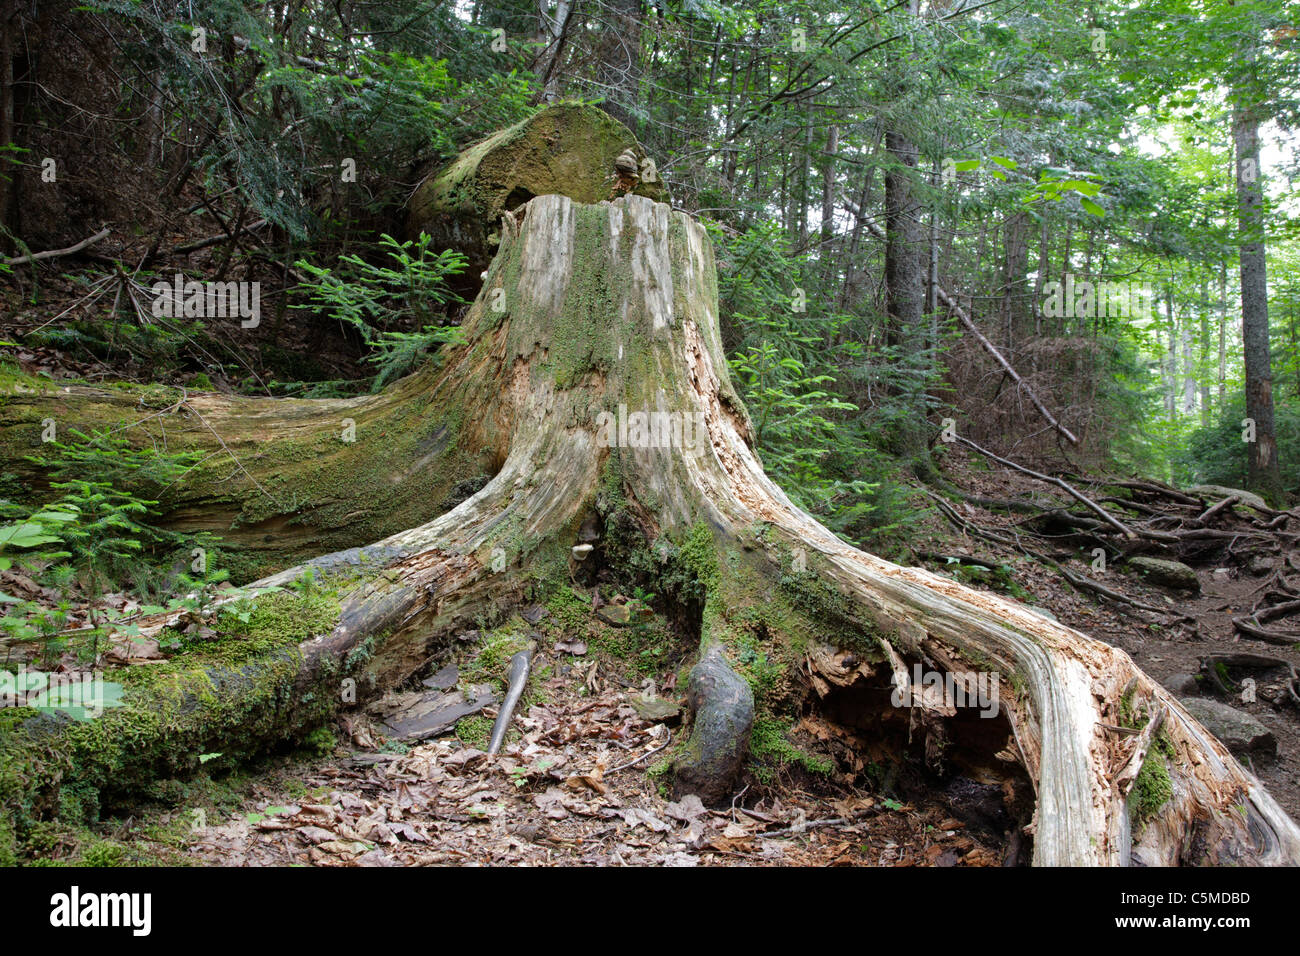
[0,327,512,581]
[3,192,1298,867]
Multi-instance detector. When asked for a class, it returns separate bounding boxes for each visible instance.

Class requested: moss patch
[0,585,361,860]
[748,716,834,783]
[1130,730,1176,828]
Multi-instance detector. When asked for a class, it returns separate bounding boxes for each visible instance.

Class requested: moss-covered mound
[407,103,669,276]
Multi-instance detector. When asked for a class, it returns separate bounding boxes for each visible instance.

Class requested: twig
[172,219,268,255]
[759,811,876,839]
[606,731,674,775]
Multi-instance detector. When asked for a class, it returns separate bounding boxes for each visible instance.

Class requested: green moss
[725,631,785,705]
[462,628,531,688]
[0,584,364,860]
[409,103,668,263]
[749,716,833,778]
[455,715,492,749]
[301,726,336,757]
[546,584,591,634]
[944,561,1031,601]
[588,615,674,678]
[1131,733,1176,827]
[78,840,127,867]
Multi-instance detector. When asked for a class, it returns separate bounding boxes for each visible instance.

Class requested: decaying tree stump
[3,191,1299,866]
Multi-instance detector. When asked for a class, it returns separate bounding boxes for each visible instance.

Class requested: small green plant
[295,234,467,390]
[455,714,492,749]
[748,716,833,779]
[301,726,337,757]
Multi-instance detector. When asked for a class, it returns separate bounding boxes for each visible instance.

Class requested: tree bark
[1233,108,1283,500]
[884,128,933,476]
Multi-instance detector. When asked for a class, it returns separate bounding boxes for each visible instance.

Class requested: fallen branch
[863,219,1079,446]
[922,490,1189,622]
[173,219,268,255]
[1196,495,1240,525]
[954,435,1138,538]
[607,731,674,776]
[1102,479,1200,507]
[487,648,532,756]
[2,227,111,266]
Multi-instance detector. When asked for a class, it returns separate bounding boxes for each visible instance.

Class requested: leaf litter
[181,661,1009,867]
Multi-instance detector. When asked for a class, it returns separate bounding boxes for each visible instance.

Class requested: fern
[295,234,467,390]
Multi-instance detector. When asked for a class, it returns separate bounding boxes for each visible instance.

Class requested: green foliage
[455,714,492,750]
[82,0,535,240]
[0,430,223,663]
[1174,394,1300,493]
[728,337,859,490]
[295,234,467,390]
[1131,733,1176,827]
[300,727,337,758]
[711,220,924,541]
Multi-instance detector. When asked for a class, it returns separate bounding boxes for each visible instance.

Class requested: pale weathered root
[644,232,1300,864]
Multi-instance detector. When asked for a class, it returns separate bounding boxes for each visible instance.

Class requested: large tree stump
[3,193,1298,866]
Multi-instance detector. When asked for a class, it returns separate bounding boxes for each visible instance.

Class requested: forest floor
[923,448,1300,822]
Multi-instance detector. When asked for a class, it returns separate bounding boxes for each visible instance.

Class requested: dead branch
[863,219,1078,446]
[2,227,111,266]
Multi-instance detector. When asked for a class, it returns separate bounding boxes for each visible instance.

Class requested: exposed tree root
[3,193,1298,867]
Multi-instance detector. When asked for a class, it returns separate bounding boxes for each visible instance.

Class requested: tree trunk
[1200,274,1212,427]
[884,128,933,477]
[5,193,1297,866]
[1001,210,1031,346]
[821,124,838,251]
[1233,106,1283,500]
[0,0,16,242]
[591,0,643,133]
[1219,258,1229,406]
[535,0,572,103]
